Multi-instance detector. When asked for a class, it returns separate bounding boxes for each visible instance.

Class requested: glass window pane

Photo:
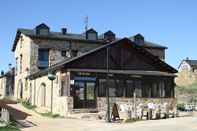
[86,82,95,100]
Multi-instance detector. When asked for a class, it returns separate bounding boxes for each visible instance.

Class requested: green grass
[0,121,20,131]
[21,100,36,110]
[37,112,62,118]
[176,83,197,94]
[21,100,63,118]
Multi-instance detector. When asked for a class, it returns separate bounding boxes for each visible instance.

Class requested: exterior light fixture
[48,71,56,113]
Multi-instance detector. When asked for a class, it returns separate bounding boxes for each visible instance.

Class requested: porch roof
[68,68,176,77]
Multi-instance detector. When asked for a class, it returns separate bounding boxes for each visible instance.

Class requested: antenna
[84,16,89,31]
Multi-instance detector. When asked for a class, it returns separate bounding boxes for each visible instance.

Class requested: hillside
[176,83,197,104]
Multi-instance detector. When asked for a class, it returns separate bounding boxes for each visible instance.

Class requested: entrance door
[86,82,96,108]
[73,81,96,109]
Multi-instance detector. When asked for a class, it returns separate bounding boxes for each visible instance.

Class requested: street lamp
[106,47,111,122]
[48,71,56,113]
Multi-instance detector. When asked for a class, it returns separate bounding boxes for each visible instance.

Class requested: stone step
[72,108,98,114]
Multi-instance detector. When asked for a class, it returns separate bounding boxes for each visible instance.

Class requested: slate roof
[129,36,167,49]
[12,28,105,51]
[185,60,197,69]
[28,38,177,79]
[0,68,14,78]
[12,27,167,51]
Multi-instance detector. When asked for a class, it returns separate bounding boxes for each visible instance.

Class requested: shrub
[177,103,185,111]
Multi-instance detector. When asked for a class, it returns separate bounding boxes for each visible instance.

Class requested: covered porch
[69,69,176,110]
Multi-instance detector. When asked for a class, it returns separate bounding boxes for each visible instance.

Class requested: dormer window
[86,28,98,40]
[104,30,116,42]
[134,34,144,45]
[35,23,50,35]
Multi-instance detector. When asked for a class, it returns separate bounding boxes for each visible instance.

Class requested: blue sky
[0,0,196,71]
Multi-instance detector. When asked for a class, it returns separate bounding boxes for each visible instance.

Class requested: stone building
[0,69,15,98]
[176,58,197,86]
[12,23,177,117]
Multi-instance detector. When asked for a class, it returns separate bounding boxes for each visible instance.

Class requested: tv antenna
[84,16,89,31]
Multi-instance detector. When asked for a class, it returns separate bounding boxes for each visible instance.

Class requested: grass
[21,100,62,118]
[37,112,61,118]
[0,121,20,131]
[123,118,142,123]
[176,83,197,94]
[21,100,36,110]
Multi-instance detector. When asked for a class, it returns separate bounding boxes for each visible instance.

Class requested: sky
[0,0,197,71]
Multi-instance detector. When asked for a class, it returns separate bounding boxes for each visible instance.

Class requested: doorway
[73,80,96,109]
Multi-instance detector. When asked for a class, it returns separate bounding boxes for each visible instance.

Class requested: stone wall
[14,34,32,100]
[14,34,103,102]
[97,97,176,117]
[29,71,73,116]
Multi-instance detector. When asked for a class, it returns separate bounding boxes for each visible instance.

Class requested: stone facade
[11,24,176,118]
[0,76,6,98]
[97,97,176,111]
[0,70,14,98]
[14,34,32,99]
[14,34,103,101]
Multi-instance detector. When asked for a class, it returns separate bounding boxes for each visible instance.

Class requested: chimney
[1,70,4,76]
[61,28,67,35]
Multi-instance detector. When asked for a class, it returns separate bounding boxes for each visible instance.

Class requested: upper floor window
[86,28,98,40]
[20,36,24,49]
[15,57,18,75]
[20,54,22,74]
[38,49,49,69]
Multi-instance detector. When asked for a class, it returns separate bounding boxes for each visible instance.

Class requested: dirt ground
[9,104,197,131]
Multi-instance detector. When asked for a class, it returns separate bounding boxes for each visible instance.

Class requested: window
[159,81,165,98]
[15,57,18,75]
[98,79,123,97]
[98,79,106,97]
[151,83,158,98]
[165,79,174,98]
[61,51,67,57]
[125,80,134,97]
[38,49,49,69]
[20,54,22,74]
[20,36,24,48]
[114,80,124,97]
[142,81,151,98]
[87,33,97,40]
[71,50,78,57]
[135,80,142,98]
[60,81,65,96]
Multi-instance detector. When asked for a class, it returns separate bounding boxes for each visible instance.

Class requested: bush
[177,103,185,111]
